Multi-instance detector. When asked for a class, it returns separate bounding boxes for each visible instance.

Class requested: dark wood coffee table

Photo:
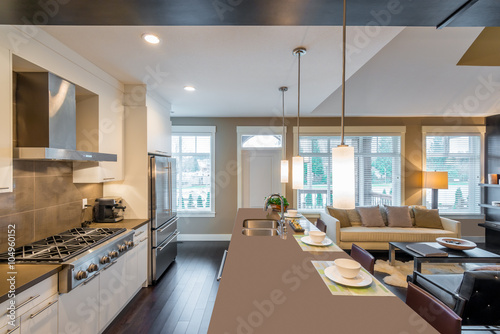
[389,241,500,281]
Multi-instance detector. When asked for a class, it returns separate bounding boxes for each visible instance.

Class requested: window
[296,130,402,210]
[241,135,282,148]
[424,132,482,214]
[172,126,216,217]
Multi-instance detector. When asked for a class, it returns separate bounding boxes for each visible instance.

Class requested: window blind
[424,135,481,214]
[298,135,402,210]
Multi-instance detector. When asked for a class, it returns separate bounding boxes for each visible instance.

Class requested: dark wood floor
[104,241,229,334]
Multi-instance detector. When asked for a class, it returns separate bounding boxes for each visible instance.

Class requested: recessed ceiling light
[184,86,196,92]
[142,33,160,44]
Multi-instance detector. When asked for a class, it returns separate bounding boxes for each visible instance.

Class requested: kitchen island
[208,208,438,334]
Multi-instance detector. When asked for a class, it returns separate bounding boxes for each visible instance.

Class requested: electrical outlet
[82,198,88,210]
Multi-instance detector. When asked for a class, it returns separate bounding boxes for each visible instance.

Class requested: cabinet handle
[15,294,40,310]
[83,272,100,285]
[134,230,144,237]
[103,260,118,270]
[103,177,115,181]
[140,237,148,243]
[29,300,58,319]
[0,187,9,190]
[7,325,20,334]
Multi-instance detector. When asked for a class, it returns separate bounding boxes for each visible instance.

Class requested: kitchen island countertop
[208,208,437,334]
[0,264,62,303]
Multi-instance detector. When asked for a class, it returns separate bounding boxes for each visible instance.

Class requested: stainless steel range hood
[14,72,117,162]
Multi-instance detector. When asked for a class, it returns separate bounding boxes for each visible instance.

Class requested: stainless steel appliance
[94,197,126,223]
[0,227,134,293]
[149,154,178,284]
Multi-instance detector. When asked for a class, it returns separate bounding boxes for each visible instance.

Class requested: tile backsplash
[0,161,103,252]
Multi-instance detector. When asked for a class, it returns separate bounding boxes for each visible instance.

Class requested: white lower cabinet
[20,294,58,334]
[125,246,139,301]
[137,237,148,287]
[58,274,99,334]
[0,325,19,334]
[98,258,127,330]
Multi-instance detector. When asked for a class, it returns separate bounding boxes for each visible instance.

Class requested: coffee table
[388,241,500,281]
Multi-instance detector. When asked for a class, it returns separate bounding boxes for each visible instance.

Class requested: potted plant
[266,196,289,212]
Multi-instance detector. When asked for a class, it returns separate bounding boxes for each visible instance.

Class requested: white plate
[301,236,333,247]
[324,265,373,287]
[284,213,303,218]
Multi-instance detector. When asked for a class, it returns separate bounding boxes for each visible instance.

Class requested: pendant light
[292,47,306,190]
[279,86,289,183]
[331,0,355,209]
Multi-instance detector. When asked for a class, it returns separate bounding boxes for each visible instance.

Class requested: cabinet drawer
[0,274,57,328]
[20,294,58,334]
[133,223,149,245]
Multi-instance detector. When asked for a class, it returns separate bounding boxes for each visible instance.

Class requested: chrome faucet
[264,193,287,239]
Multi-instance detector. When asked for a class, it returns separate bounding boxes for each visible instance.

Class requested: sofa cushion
[409,205,426,226]
[385,206,412,227]
[357,206,385,227]
[413,207,443,229]
[346,209,362,226]
[340,227,457,243]
[327,207,351,228]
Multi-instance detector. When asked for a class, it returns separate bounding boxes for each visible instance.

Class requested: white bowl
[287,209,298,217]
[334,258,361,279]
[309,231,326,243]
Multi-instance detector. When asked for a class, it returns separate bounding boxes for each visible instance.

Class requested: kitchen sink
[242,219,279,229]
[242,228,280,237]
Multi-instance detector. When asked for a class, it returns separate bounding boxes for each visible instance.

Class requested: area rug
[374,260,466,288]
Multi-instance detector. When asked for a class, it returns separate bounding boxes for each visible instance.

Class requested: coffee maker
[93,197,126,223]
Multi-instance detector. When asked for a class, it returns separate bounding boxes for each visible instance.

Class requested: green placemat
[312,261,394,297]
[293,235,343,252]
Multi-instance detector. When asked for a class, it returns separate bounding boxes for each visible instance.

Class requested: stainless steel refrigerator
[149,154,179,284]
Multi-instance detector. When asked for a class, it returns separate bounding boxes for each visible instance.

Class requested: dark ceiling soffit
[0,0,498,27]
[437,0,480,29]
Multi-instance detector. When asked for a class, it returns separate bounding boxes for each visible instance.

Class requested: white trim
[172,125,216,134]
[177,234,231,241]
[237,126,287,208]
[293,126,407,135]
[422,125,486,135]
[462,236,485,243]
[177,212,216,218]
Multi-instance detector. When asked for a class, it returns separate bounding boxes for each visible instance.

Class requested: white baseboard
[462,236,485,243]
[178,234,231,241]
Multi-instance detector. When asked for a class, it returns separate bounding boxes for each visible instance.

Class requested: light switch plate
[82,198,88,210]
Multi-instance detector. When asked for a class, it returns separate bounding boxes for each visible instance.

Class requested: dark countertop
[208,208,437,334]
[0,264,62,303]
[89,218,149,230]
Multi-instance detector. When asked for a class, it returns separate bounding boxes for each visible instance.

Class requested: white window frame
[292,126,406,213]
[236,126,287,209]
[172,126,216,218]
[422,125,485,218]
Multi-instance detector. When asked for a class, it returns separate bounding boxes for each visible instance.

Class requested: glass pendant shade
[292,156,304,189]
[280,160,289,183]
[332,145,355,209]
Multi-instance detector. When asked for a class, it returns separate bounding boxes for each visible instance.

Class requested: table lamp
[423,171,448,209]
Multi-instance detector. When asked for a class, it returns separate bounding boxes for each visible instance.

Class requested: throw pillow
[385,206,412,227]
[327,207,351,228]
[409,205,426,226]
[346,209,362,226]
[379,205,388,226]
[357,206,385,227]
[413,207,443,229]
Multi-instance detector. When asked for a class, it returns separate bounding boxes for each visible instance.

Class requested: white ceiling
[41,25,500,117]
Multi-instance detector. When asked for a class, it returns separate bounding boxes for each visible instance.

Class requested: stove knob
[87,263,98,273]
[125,241,134,248]
[75,270,88,280]
[109,251,119,259]
[100,256,110,264]
[118,244,126,252]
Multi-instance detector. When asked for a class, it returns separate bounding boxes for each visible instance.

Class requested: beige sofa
[319,207,461,250]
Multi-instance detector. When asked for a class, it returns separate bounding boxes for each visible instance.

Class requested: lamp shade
[423,171,448,189]
[292,156,304,189]
[332,145,355,209]
[281,160,289,183]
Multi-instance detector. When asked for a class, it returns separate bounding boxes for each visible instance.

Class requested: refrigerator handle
[169,160,173,215]
[150,156,156,212]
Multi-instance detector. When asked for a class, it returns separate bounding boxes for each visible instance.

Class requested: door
[241,149,281,208]
[150,155,172,229]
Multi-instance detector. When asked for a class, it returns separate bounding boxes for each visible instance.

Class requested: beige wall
[172,116,486,237]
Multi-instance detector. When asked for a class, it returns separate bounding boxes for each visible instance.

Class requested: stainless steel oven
[149,154,178,284]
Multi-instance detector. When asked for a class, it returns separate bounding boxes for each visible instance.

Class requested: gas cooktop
[0,227,126,262]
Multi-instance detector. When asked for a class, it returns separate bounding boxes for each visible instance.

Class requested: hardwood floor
[104,241,229,334]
